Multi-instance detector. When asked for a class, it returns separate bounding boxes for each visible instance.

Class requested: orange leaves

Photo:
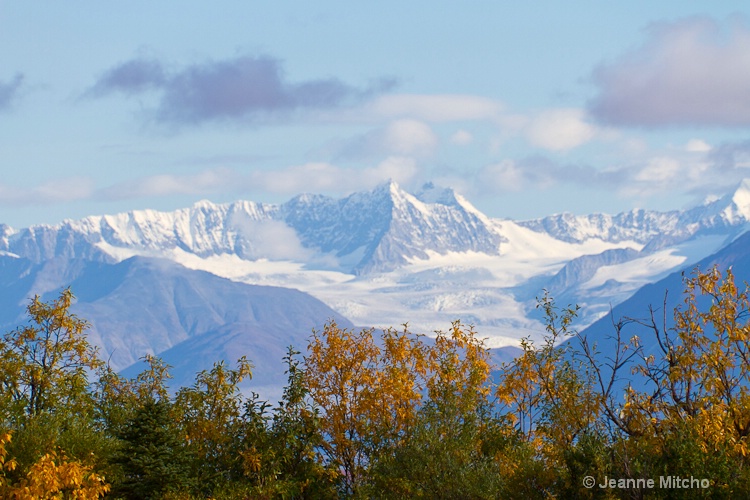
[304,320,492,495]
[496,293,601,471]
[175,357,253,473]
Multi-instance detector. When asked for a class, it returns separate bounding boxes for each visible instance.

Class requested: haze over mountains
[2,179,750,394]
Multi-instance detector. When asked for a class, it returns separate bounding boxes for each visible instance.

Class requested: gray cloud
[0,74,23,111]
[694,139,750,194]
[87,59,166,97]
[89,55,393,125]
[589,16,750,127]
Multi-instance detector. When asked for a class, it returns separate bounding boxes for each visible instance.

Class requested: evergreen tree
[115,398,191,499]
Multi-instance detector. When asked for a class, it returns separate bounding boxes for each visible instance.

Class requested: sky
[3,2,750,227]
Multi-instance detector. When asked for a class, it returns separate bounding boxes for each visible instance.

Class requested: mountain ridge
[3,179,750,348]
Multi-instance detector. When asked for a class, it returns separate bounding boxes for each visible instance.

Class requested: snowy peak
[5,178,750,278]
[361,181,504,273]
[0,181,506,275]
[283,180,503,273]
[517,209,680,245]
[519,179,750,247]
[721,179,750,223]
[415,182,461,207]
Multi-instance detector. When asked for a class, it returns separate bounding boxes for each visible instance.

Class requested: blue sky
[3,2,750,227]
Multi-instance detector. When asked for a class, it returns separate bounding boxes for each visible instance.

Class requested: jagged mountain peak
[725,179,750,222]
[415,181,459,206]
[191,198,222,211]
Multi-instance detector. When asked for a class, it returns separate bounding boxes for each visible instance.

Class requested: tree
[114,399,190,499]
[174,356,252,493]
[93,354,173,438]
[232,346,337,499]
[305,320,500,497]
[305,322,430,496]
[610,267,750,493]
[0,289,109,485]
[496,293,607,497]
[0,288,102,421]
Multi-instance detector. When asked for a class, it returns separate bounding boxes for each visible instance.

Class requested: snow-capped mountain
[519,178,750,247]
[0,180,502,275]
[282,181,504,274]
[2,179,750,358]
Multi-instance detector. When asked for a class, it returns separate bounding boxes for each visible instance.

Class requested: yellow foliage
[0,434,108,499]
[623,267,750,456]
[0,432,18,486]
[496,293,599,466]
[305,320,491,495]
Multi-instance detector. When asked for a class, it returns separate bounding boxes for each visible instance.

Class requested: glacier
[3,179,750,351]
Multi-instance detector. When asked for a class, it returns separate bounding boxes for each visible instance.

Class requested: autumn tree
[0,288,102,421]
[495,294,609,497]
[598,267,750,493]
[305,320,504,497]
[174,356,253,494]
[0,289,110,487]
[305,321,432,495]
[230,346,337,498]
[367,322,503,498]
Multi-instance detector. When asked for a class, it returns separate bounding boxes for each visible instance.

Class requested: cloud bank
[88,55,393,125]
[92,158,419,202]
[589,16,750,127]
[0,176,94,206]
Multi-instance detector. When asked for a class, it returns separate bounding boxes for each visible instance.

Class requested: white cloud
[232,218,312,261]
[88,159,420,203]
[477,160,526,192]
[685,139,712,153]
[336,119,437,159]
[0,177,95,206]
[450,130,474,146]
[97,167,238,200]
[370,94,503,122]
[525,108,596,151]
[381,119,438,155]
[635,157,681,182]
[248,157,420,194]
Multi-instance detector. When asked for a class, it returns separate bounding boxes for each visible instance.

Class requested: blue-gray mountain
[0,255,352,396]
[573,230,750,396]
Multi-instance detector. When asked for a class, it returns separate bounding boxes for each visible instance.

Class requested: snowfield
[4,180,750,349]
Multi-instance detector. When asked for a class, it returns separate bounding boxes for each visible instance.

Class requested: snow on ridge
[4,180,750,347]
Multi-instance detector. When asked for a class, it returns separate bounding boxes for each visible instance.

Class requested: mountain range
[3,179,750,395]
